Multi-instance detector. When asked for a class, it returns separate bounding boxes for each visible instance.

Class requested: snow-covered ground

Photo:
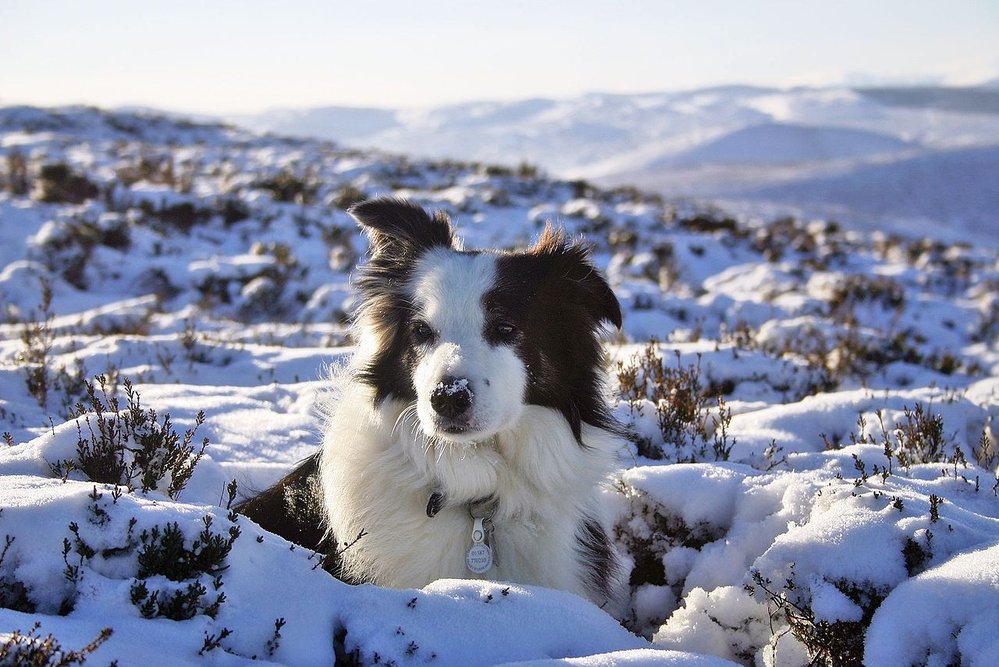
[230,84,999,244]
[0,105,997,666]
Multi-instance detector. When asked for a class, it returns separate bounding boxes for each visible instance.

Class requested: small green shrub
[265,618,286,658]
[138,201,212,233]
[50,495,239,623]
[157,202,203,232]
[18,279,55,409]
[33,214,131,289]
[763,323,968,389]
[5,151,29,195]
[52,376,209,500]
[129,515,240,621]
[331,185,367,210]
[0,534,34,613]
[568,179,597,199]
[517,161,541,179]
[483,164,513,178]
[14,279,89,414]
[617,343,735,461]
[114,154,176,188]
[218,197,251,226]
[0,622,111,667]
[903,533,933,576]
[747,570,883,667]
[828,274,906,324]
[892,403,949,466]
[36,163,99,204]
[972,429,995,469]
[199,627,233,655]
[747,216,848,267]
[137,516,238,581]
[827,405,963,473]
[613,480,728,637]
[677,214,739,235]
[254,170,316,203]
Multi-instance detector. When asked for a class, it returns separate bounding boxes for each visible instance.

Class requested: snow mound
[339,580,649,666]
[0,475,341,665]
[0,476,660,666]
[865,541,999,666]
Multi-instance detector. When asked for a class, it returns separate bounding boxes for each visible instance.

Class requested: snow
[338,580,649,666]
[0,475,340,664]
[229,84,999,243]
[1,104,998,665]
[622,464,748,530]
[865,542,999,666]
[662,123,913,166]
[0,477,656,666]
[437,377,472,397]
[743,145,999,237]
[508,648,740,666]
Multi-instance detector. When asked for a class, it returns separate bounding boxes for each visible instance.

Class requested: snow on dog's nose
[430,377,473,420]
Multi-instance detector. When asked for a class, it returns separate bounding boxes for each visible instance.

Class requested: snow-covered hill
[742,145,999,237]
[230,85,999,243]
[1,106,998,666]
[657,123,913,166]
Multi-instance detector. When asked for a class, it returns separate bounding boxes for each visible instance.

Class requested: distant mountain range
[226,85,999,239]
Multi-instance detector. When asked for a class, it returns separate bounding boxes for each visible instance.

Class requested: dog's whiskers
[393,404,445,460]
[392,403,419,437]
[434,437,450,463]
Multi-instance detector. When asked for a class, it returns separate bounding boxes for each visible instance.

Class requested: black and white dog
[240,198,625,607]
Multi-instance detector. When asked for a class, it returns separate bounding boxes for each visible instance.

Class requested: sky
[1,0,998,114]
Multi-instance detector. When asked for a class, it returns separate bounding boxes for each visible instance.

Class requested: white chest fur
[318,381,621,604]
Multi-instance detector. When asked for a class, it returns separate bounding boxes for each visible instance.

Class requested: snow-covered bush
[0,621,111,666]
[611,404,999,665]
[616,343,734,462]
[51,376,208,500]
[36,163,99,205]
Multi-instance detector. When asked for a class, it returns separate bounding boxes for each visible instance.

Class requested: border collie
[239,197,624,608]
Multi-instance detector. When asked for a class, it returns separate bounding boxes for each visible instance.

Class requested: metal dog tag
[465,517,493,574]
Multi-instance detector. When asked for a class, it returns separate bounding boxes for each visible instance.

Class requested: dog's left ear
[349,197,456,256]
[532,226,623,329]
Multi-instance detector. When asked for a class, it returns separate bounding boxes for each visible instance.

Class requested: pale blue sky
[2,0,997,113]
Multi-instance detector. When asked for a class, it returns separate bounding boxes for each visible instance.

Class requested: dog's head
[351,197,622,445]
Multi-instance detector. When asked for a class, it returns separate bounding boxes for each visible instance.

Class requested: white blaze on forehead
[409,248,496,339]
[408,247,527,444]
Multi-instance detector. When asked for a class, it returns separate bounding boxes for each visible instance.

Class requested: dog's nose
[430,377,473,419]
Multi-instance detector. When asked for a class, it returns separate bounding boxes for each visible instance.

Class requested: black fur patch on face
[350,197,457,404]
[576,516,617,602]
[485,226,623,441]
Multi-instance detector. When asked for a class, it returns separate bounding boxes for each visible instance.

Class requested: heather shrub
[51,376,209,500]
[0,622,111,667]
[36,163,99,204]
[616,343,734,461]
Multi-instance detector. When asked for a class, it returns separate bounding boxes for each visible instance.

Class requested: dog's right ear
[349,197,456,256]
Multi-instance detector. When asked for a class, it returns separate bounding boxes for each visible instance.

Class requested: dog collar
[426,490,498,574]
[466,497,497,574]
[466,516,493,574]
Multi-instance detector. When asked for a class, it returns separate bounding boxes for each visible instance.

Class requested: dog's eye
[492,321,517,339]
[411,321,435,344]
